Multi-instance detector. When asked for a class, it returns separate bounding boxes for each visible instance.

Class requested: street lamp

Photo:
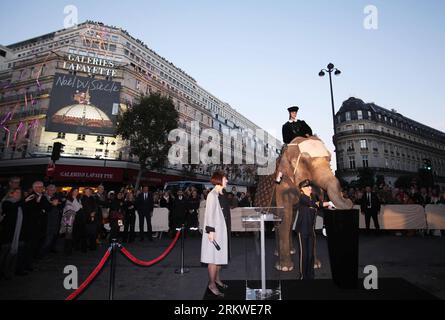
[100,139,116,167]
[319,62,341,172]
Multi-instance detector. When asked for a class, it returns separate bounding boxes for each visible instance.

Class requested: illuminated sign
[62,54,117,76]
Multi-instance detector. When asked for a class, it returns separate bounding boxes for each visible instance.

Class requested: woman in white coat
[201,171,231,298]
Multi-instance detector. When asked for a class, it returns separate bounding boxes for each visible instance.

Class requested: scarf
[6,197,23,255]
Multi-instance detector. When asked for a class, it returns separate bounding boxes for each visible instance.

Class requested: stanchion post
[175,224,189,274]
[109,239,118,300]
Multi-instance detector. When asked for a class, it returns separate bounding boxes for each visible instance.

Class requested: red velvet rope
[119,230,181,266]
[65,248,111,301]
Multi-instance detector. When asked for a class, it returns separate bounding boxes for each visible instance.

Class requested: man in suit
[22,181,50,270]
[360,185,381,232]
[135,186,154,241]
[276,106,313,183]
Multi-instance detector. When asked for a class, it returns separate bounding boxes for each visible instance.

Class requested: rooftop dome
[52,104,113,128]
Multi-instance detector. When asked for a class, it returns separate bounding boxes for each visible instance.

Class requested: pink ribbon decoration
[13,122,24,143]
[0,112,12,147]
[29,119,40,140]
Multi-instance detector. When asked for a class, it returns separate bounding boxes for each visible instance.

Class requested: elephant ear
[277,147,298,184]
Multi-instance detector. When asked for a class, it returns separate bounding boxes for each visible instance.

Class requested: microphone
[212,240,221,251]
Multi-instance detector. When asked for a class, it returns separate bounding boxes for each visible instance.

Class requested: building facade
[0,21,280,187]
[335,97,445,188]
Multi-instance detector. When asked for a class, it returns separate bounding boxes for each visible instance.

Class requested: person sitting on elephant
[294,179,332,280]
[276,106,313,184]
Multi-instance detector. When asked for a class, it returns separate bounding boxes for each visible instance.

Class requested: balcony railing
[335,129,445,155]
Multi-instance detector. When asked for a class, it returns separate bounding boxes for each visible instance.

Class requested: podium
[324,209,359,289]
[241,207,284,300]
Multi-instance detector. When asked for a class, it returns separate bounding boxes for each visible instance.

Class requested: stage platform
[203,278,439,300]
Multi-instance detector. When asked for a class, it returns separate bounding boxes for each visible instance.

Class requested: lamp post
[100,139,116,168]
[319,63,341,172]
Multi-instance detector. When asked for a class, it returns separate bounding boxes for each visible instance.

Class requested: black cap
[287,106,299,112]
[298,179,311,189]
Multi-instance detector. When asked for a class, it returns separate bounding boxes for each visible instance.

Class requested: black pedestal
[324,209,359,289]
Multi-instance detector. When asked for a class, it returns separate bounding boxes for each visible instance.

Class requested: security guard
[276,106,313,183]
[294,179,330,280]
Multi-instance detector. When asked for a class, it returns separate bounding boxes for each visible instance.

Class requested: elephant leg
[275,185,295,272]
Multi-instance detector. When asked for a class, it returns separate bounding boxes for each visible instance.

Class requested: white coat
[200,188,228,265]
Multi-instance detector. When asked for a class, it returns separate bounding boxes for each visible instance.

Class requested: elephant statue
[255,135,353,272]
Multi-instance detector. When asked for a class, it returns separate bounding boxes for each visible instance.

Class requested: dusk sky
[1,0,444,168]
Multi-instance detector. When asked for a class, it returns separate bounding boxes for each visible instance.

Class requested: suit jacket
[135,192,154,214]
[360,192,381,214]
[282,120,313,144]
[22,192,50,240]
[294,194,322,236]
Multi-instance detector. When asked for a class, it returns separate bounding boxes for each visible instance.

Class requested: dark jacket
[160,197,172,211]
[360,192,381,214]
[0,199,24,244]
[171,196,187,226]
[187,196,200,213]
[294,194,322,236]
[282,120,313,144]
[135,192,154,214]
[22,192,50,241]
[82,195,99,223]
[124,200,136,217]
[108,198,125,220]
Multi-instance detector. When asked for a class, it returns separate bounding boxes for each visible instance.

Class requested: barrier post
[175,225,189,274]
[109,239,118,300]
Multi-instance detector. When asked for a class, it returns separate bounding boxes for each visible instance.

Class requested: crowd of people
[1,174,444,281]
[342,184,445,206]
[0,176,254,280]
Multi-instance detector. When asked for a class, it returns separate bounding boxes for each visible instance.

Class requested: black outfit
[135,192,154,241]
[238,197,251,207]
[0,199,26,277]
[40,195,62,256]
[22,192,49,268]
[294,194,322,280]
[94,192,108,240]
[160,196,173,233]
[160,197,173,210]
[171,196,187,231]
[282,120,313,144]
[360,192,381,231]
[81,195,99,250]
[123,200,136,242]
[108,198,125,241]
[187,196,200,231]
[218,193,231,261]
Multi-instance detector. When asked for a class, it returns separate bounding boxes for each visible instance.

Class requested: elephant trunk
[325,180,354,209]
[311,160,353,209]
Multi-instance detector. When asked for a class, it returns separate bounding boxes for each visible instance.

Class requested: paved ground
[0,232,444,300]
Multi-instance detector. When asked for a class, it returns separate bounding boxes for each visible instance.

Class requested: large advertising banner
[46,73,121,135]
